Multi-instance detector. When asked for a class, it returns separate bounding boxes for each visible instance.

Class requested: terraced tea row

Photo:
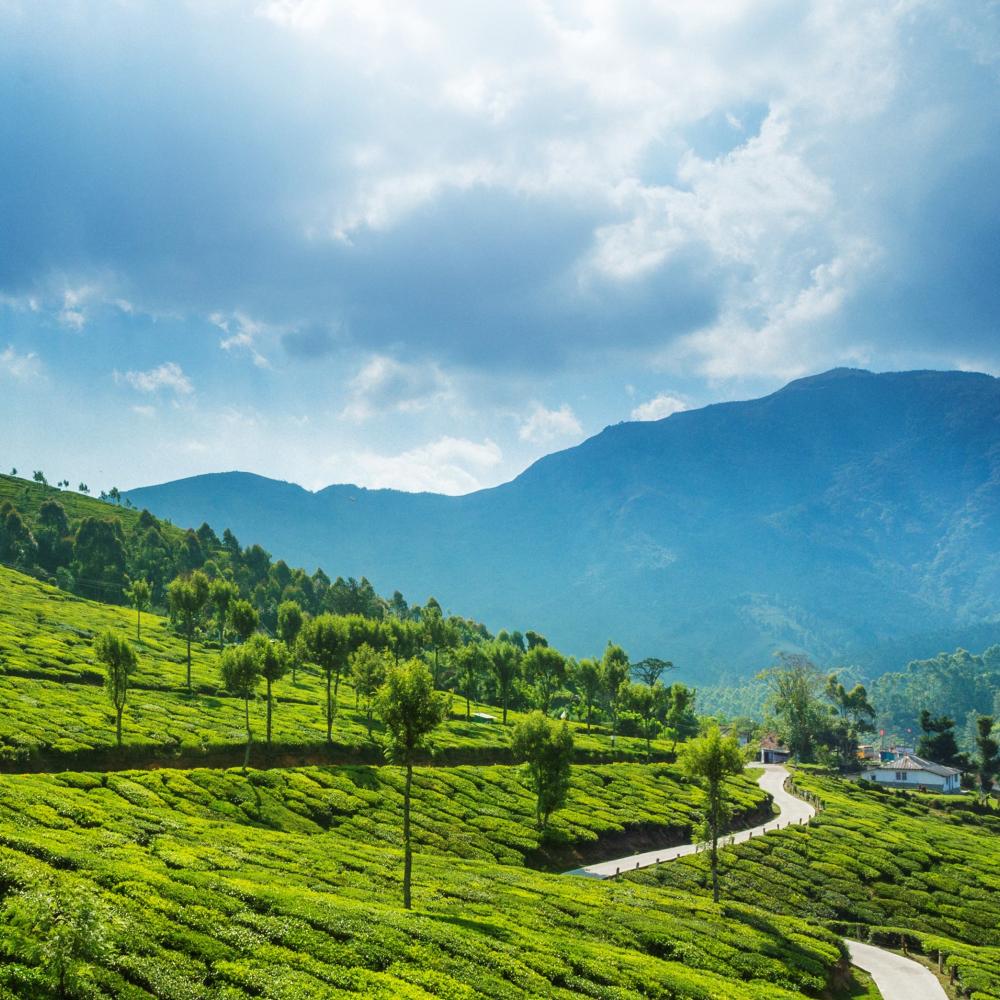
[0,764,845,999]
[0,762,768,870]
[627,775,1000,998]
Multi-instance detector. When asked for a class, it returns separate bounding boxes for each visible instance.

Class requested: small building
[866,753,962,793]
[470,712,496,724]
[759,733,792,765]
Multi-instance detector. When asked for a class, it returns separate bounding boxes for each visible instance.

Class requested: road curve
[565,763,811,878]
[565,763,948,1000]
[846,940,947,1000]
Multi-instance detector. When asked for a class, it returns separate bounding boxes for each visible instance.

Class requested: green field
[627,774,1000,998]
[0,566,673,767]
[2,518,997,998]
[0,760,850,1000]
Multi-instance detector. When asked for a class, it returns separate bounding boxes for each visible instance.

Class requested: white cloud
[131,404,157,418]
[341,354,451,422]
[630,393,688,422]
[0,345,42,380]
[117,362,194,395]
[212,312,272,368]
[672,238,879,380]
[518,403,582,445]
[337,435,502,494]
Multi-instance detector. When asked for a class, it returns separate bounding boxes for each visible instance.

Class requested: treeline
[870,645,1000,748]
[0,476,420,628]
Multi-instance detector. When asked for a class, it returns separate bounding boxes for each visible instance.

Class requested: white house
[866,753,962,793]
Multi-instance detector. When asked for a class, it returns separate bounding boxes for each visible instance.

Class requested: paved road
[847,940,947,999]
[565,763,948,1000]
[565,763,811,878]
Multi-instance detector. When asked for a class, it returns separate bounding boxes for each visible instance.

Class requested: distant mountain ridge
[126,369,1000,681]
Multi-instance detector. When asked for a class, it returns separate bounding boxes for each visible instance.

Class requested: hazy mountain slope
[126,369,1000,680]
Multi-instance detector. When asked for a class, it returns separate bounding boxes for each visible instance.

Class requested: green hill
[0,762,847,1000]
[0,565,672,769]
[628,773,1000,998]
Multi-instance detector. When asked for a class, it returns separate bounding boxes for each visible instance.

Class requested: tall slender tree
[523,645,567,716]
[249,635,289,747]
[572,657,602,733]
[375,659,451,909]
[220,644,261,772]
[975,715,998,800]
[126,579,151,642]
[167,571,209,692]
[94,629,136,747]
[210,578,239,649]
[600,642,630,747]
[301,614,348,744]
[454,643,488,720]
[277,600,304,682]
[680,726,745,903]
[511,711,574,830]
[351,643,388,739]
[488,640,521,725]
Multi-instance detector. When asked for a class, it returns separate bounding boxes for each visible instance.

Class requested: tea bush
[628,774,1000,997]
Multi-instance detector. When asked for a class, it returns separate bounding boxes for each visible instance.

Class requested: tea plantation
[0,762,767,870]
[627,774,1000,998]
[0,761,851,999]
[3,559,997,998]
[0,566,671,768]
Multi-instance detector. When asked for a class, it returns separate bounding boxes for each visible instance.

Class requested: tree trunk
[502,690,508,725]
[466,691,471,721]
[243,696,252,773]
[326,672,333,744]
[710,787,720,903]
[266,677,273,746]
[186,630,192,692]
[403,763,413,909]
[219,616,224,650]
[116,705,123,746]
[136,609,141,641]
[586,702,592,734]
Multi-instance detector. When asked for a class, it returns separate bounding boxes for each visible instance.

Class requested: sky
[2,1,999,495]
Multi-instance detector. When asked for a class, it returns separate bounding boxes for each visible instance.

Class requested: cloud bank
[1,1,998,492]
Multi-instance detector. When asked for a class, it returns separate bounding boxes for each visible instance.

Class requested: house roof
[873,753,961,778]
[760,733,788,751]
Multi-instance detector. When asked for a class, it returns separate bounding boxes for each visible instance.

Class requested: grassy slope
[0,762,767,870]
[0,764,845,1000]
[627,774,1000,999]
[0,566,673,765]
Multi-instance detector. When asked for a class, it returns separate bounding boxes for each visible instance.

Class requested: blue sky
[2,1,999,494]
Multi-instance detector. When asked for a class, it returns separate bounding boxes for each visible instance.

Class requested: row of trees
[160,570,698,751]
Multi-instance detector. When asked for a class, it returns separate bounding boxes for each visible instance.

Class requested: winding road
[565,763,947,1000]
[565,763,811,878]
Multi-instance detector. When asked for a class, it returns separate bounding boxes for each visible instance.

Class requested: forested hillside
[124,368,1000,680]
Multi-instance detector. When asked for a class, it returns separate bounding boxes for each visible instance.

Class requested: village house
[865,752,962,793]
[759,733,792,764]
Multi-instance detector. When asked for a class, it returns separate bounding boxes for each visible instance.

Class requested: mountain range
[125,368,1000,682]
